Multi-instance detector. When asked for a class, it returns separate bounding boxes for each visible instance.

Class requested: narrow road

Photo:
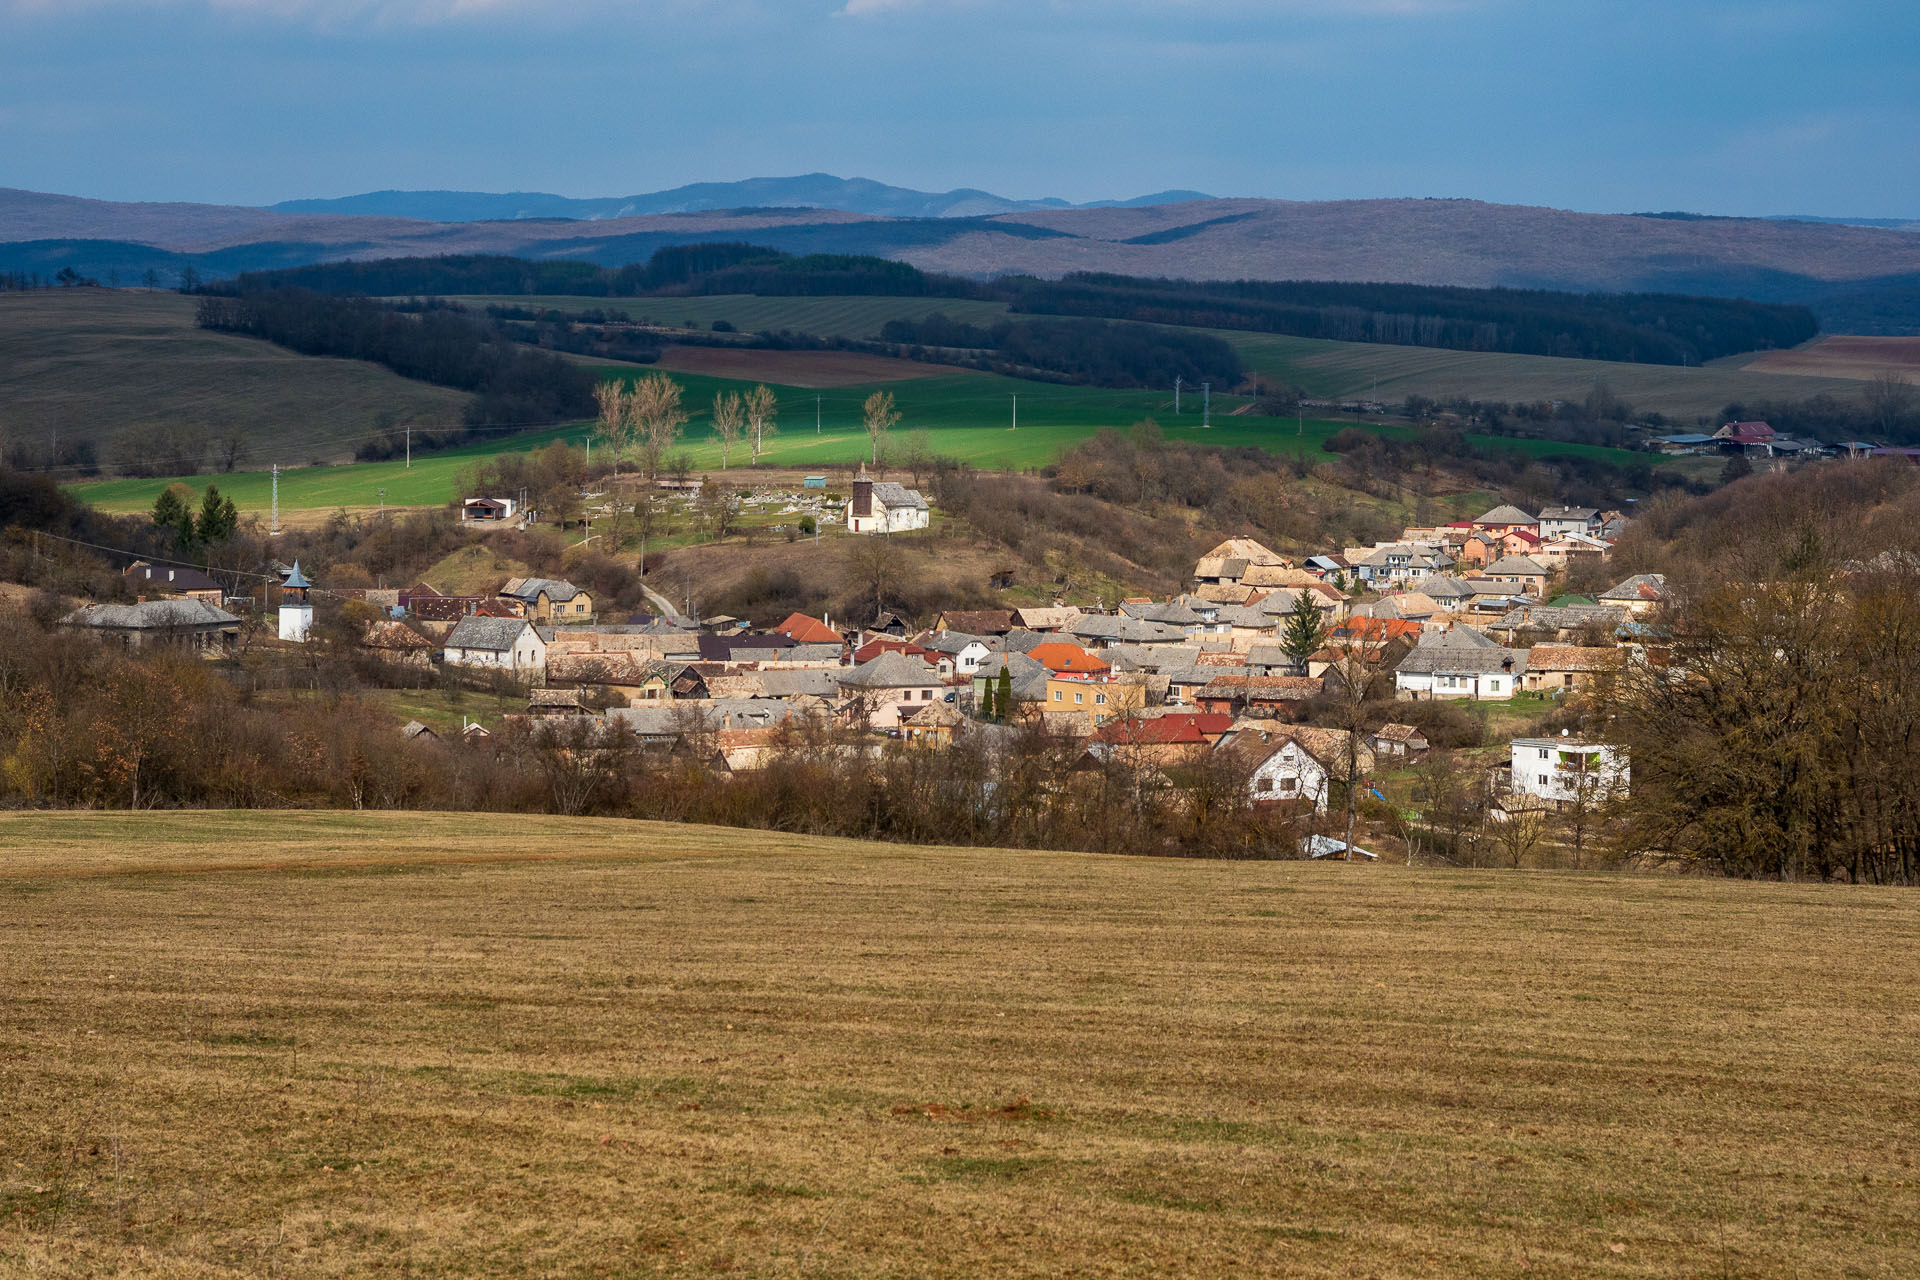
[641,581,688,624]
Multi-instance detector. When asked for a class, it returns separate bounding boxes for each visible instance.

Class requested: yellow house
[1043,675,1144,729]
[500,576,594,623]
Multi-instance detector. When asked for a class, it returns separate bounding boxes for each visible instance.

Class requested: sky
[2,0,1916,217]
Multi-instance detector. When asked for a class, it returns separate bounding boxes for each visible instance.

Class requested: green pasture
[71,364,1655,516]
[430,294,1013,340]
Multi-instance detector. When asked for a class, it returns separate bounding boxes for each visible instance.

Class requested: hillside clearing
[650,344,944,386]
[0,289,469,463]
[1735,334,1920,380]
[1,810,1915,1278]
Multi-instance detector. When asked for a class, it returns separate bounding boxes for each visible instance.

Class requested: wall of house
[1249,744,1329,814]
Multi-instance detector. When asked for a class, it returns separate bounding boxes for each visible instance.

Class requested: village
[61,470,1649,858]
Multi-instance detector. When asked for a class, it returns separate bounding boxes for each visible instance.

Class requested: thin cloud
[836,0,1481,17]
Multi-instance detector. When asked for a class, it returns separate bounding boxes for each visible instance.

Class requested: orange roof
[1029,641,1111,675]
[1332,617,1423,643]
[775,612,844,645]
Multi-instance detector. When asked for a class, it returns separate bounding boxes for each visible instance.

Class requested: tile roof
[502,577,584,604]
[1028,641,1111,674]
[773,612,844,645]
[124,563,222,594]
[838,651,940,689]
[1473,505,1538,526]
[63,598,239,629]
[446,616,536,652]
[1525,645,1625,673]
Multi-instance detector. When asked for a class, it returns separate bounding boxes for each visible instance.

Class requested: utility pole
[1202,382,1211,429]
[585,435,590,470]
[271,464,280,536]
[405,423,411,468]
[816,394,822,435]
[1175,376,1182,415]
[1011,393,1017,431]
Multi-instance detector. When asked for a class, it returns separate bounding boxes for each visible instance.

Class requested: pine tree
[196,485,238,544]
[1279,592,1329,674]
[980,675,997,721]
[996,667,1013,722]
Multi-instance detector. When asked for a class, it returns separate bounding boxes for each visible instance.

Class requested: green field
[71,364,1657,516]
[1222,330,1870,419]
[5,810,1918,1278]
[437,293,1013,339]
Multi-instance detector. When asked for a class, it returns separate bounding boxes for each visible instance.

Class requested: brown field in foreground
[2,811,1916,1279]
[1737,335,1920,380]
[649,344,951,387]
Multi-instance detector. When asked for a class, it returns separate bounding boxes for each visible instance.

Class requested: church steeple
[279,561,313,642]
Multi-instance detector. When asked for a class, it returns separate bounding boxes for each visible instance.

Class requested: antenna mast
[271,464,280,535]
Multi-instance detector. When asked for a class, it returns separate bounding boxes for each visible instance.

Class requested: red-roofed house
[773,612,845,646]
[1029,641,1111,676]
[1715,420,1775,448]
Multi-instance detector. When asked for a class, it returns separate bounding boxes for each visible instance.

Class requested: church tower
[278,561,313,642]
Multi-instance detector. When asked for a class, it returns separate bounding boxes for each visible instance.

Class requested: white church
[846,466,931,535]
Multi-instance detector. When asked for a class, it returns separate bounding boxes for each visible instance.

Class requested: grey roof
[1119,601,1202,626]
[1100,643,1202,673]
[999,628,1048,654]
[1069,615,1188,645]
[1473,505,1537,526]
[756,668,843,699]
[607,698,796,737]
[1490,604,1627,634]
[502,577,584,604]
[916,630,990,656]
[1396,628,1527,675]
[869,481,929,512]
[838,651,939,689]
[1166,663,1252,686]
[975,651,1049,701]
[63,598,239,630]
[1598,573,1668,602]
[282,561,311,589]
[446,616,535,652]
[1486,555,1549,575]
[1409,575,1475,602]
[1538,506,1599,520]
[1245,645,1292,670]
[1213,604,1274,628]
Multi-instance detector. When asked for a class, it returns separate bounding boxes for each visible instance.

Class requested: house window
[1095,693,1106,706]
[922,689,932,700]
[1279,777,1298,794]
[1074,691,1083,704]
[1563,674,1575,687]
[1256,778,1273,793]
[1538,748,1550,759]
[1053,690,1062,702]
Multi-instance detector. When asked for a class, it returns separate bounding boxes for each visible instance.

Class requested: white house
[444,616,548,672]
[460,496,518,522]
[1510,736,1629,806]
[847,470,931,535]
[1394,627,1527,700]
[1246,736,1332,813]
[1536,506,1601,540]
[915,630,993,677]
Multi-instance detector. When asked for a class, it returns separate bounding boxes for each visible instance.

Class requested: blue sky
[3,0,1916,216]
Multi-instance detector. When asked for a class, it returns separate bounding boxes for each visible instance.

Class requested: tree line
[229,245,1819,368]
[878,314,1243,389]
[195,291,598,442]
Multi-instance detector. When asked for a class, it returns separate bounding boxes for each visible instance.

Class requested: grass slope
[0,290,469,462]
[72,365,1650,517]
[3,810,1916,1278]
[1223,330,1870,418]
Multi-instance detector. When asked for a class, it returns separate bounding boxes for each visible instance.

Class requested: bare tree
[594,380,631,476]
[630,373,687,480]
[710,391,744,471]
[1492,806,1548,869]
[744,384,778,462]
[1864,371,1917,438]
[863,390,900,467]
[1323,634,1385,860]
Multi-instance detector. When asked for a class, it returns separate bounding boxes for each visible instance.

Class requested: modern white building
[846,469,931,535]
[1510,736,1629,806]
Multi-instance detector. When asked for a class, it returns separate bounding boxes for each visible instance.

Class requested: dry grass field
[0,290,469,464]
[650,345,948,387]
[2,811,1916,1279]
[1736,335,1920,380]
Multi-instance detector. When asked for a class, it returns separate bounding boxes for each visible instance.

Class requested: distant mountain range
[4,182,1918,332]
[265,174,1217,222]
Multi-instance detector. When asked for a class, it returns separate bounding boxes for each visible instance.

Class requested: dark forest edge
[222,244,1820,368]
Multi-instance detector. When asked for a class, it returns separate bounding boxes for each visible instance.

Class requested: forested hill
[228,247,1820,367]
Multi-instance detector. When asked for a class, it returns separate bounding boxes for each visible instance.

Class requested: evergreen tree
[996,667,1013,722]
[196,484,238,544]
[980,674,997,721]
[151,483,198,546]
[1279,592,1329,674]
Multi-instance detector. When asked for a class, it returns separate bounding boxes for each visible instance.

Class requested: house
[1012,605,1083,633]
[1536,506,1602,540]
[1487,603,1628,644]
[1193,537,1289,587]
[399,720,440,743]
[1523,645,1624,693]
[1193,674,1322,718]
[122,562,224,606]
[360,620,434,667]
[443,616,548,671]
[460,496,518,522]
[500,577,593,623]
[836,651,945,729]
[1510,736,1629,806]
[546,652,671,704]
[1224,724,1372,816]
[1653,433,1718,454]
[1484,555,1551,594]
[1714,420,1775,450]
[846,468,931,534]
[771,612,846,646]
[1471,504,1540,538]
[60,598,241,652]
[914,630,994,678]
[933,608,1016,636]
[971,651,1050,709]
[1597,573,1668,618]
[1370,723,1430,757]
[1536,533,1611,571]
[527,687,588,717]
[1394,627,1527,700]
[1087,711,1235,766]
[900,700,964,747]
[1032,641,1136,727]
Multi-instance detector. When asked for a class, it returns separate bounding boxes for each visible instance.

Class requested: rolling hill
[7,187,1920,331]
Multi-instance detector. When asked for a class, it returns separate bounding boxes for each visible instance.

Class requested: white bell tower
[278,561,313,642]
